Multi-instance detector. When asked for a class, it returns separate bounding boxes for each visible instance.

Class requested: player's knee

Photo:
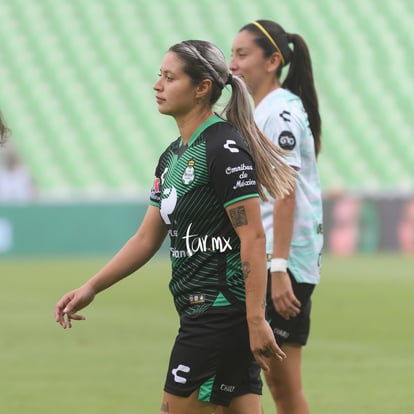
[264,372,285,400]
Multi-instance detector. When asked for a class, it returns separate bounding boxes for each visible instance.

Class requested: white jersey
[255,88,323,284]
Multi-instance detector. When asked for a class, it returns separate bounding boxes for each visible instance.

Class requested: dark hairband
[225,73,233,85]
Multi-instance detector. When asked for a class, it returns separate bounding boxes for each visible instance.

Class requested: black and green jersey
[150,115,259,316]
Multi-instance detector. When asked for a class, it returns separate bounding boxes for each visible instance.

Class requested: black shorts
[266,269,315,346]
[164,306,262,407]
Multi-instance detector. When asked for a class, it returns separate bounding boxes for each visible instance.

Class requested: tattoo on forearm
[160,402,169,412]
[229,206,248,228]
[262,296,266,309]
[242,261,251,280]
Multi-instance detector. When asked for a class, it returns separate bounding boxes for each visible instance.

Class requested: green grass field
[1,253,413,413]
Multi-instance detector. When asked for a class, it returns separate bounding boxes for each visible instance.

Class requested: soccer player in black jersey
[55,40,295,414]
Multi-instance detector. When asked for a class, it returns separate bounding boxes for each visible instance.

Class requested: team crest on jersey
[182,159,195,185]
[278,130,296,150]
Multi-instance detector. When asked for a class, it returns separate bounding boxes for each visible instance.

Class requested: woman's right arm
[55,205,167,328]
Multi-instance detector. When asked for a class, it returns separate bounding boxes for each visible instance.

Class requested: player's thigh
[213,393,262,414]
[160,390,216,414]
[264,343,303,389]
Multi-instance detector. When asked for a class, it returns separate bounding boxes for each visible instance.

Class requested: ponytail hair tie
[225,73,233,85]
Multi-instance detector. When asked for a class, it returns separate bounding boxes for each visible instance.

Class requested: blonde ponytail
[222,76,295,201]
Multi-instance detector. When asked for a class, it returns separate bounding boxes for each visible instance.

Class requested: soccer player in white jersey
[225,20,323,414]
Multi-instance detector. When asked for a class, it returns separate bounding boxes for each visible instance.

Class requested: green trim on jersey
[223,193,259,209]
[186,114,224,147]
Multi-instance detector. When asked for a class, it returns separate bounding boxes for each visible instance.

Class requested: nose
[153,77,162,91]
[228,56,237,73]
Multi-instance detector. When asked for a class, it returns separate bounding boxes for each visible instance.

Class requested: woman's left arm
[226,197,286,370]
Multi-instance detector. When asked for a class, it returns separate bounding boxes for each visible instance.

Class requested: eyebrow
[159,68,175,75]
[232,46,250,53]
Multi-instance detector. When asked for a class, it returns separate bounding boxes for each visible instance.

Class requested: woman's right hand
[54,284,96,329]
[270,271,301,319]
[248,317,286,371]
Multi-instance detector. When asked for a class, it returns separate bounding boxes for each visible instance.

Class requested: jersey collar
[186,114,224,147]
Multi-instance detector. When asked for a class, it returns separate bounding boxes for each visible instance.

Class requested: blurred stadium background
[0,0,413,256]
[1,2,413,413]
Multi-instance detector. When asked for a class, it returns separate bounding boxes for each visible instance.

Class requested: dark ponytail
[243,20,322,157]
[283,33,321,157]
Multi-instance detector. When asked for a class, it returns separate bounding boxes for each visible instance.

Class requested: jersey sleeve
[265,101,304,170]
[149,165,162,207]
[206,122,259,208]
[149,139,180,206]
[149,144,172,207]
